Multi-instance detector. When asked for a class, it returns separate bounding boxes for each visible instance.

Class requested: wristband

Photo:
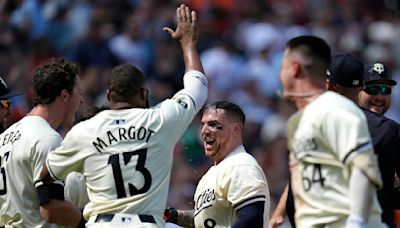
[164,207,179,224]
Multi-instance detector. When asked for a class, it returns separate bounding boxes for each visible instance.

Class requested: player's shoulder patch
[193,74,208,87]
[171,94,193,109]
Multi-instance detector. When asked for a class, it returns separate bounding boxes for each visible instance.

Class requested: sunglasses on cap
[363,85,392,95]
[0,100,11,110]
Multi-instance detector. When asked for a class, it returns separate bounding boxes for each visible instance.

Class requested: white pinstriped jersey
[0,116,63,228]
[46,71,207,227]
[193,145,270,228]
[287,91,384,227]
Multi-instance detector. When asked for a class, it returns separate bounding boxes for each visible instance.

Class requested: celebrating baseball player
[40,4,207,228]
[164,101,270,227]
[280,36,385,227]
[0,59,84,227]
[357,61,400,227]
[0,77,21,133]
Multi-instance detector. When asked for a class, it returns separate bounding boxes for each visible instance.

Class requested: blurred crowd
[1,0,400,217]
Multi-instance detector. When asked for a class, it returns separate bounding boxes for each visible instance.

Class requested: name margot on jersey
[92,125,155,153]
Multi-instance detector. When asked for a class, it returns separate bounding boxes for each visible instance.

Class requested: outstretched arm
[269,183,289,228]
[163,4,204,73]
[346,168,375,227]
[38,164,85,227]
[162,4,207,113]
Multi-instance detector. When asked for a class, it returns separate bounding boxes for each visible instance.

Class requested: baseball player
[0,76,22,133]
[164,101,270,227]
[40,4,207,228]
[357,62,400,227]
[280,36,385,227]
[0,58,84,227]
[64,106,110,209]
[359,62,396,115]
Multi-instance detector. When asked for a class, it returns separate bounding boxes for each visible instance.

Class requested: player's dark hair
[203,101,245,125]
[286,35,331,79]
[108,64,146,102]
[33,58,80,106]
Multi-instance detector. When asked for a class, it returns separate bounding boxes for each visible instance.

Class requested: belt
[95,214,156,224]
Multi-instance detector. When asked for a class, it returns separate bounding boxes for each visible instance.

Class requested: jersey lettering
[93,126,155,153]
[195,188,216,212]
[0,131,21,150]
[108,149,152,198]
[0,152,10,195]
[302,164,326,192]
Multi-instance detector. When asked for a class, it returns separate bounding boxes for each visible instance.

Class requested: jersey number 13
[108,149,152,198]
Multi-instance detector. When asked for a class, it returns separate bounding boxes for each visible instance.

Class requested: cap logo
[0,77,7,89]
[326,70,331,76]
[372,63,385,75]
[353,80,359,85]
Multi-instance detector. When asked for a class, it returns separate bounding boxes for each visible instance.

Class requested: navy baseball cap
[326,53,364,88]
[363,62,397,86]
[0,77,22,99]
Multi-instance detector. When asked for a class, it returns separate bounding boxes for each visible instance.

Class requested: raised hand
[163,4,199,48]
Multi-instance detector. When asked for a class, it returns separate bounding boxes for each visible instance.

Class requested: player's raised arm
[163,4,207,114]
[163,4,204,74]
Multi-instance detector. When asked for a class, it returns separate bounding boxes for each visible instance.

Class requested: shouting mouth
[204,136,215,149]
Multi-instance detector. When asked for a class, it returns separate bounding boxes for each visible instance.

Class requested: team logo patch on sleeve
[177,98,188,109]
[172,96,189,109]
[193,75,208,87]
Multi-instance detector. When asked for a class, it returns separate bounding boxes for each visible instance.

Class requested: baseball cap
[326,53,364,88]
[363,62,397,86]
[0,77,22,99]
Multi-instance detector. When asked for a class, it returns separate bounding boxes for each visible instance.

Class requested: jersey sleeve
[46,127,88,180]
[180,70,208,113]
[221,165,268,211]
[156,71,207,141]
[31,134,62,185]
[322,108,373,164]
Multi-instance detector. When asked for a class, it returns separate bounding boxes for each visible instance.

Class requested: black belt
[95,214,156,224]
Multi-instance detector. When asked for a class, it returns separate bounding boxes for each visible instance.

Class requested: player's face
[62,78,84,128]
[201,109,236,163]
[358,83,392,114]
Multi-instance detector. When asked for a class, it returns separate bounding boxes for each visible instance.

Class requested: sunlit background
[1,0,399,226]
